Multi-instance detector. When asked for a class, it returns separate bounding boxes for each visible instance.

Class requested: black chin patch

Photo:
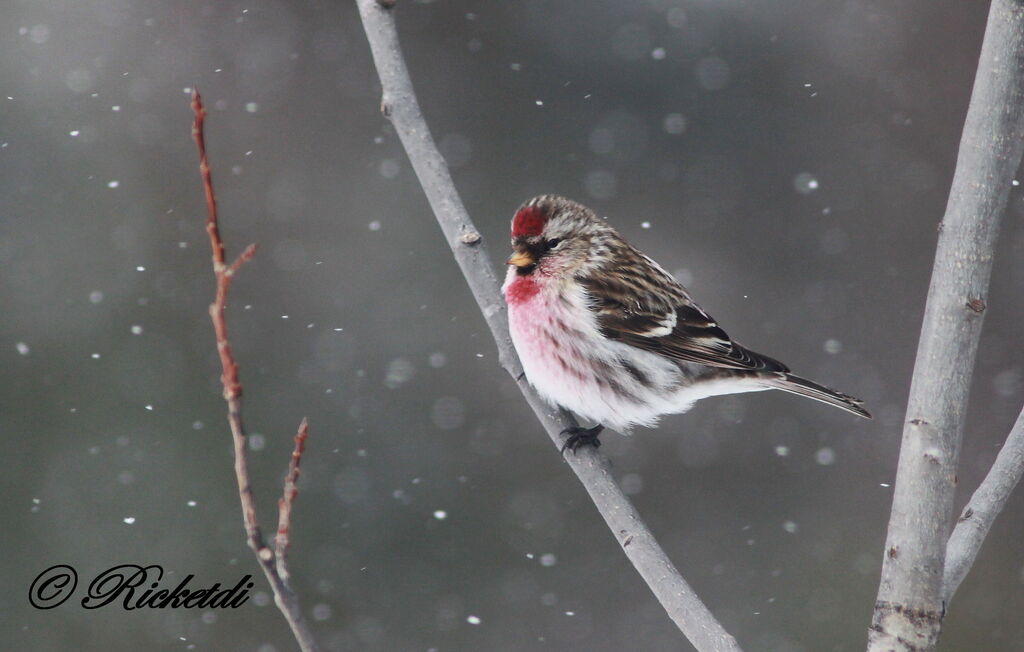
[515,264,537,276]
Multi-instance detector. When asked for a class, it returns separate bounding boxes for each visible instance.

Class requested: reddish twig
[191,90,320,652]
[276,418,309,586]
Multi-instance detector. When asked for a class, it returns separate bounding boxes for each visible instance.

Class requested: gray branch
[353,1,741,650]
[943,406,1024,604]
[867,1,1024,649]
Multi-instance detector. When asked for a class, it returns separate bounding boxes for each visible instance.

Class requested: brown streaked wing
[578,249,790,373]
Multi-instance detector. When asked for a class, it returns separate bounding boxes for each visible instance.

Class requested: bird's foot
[560,424,604,456]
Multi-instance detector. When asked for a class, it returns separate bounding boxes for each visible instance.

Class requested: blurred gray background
[3,1,1023,650]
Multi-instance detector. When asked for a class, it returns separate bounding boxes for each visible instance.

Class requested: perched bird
[501,195,871,454]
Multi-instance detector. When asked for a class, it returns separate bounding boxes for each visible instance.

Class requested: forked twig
[277,419,310,586]
[191,90,321,652]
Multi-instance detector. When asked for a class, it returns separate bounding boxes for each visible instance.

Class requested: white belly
[503,268,690,431]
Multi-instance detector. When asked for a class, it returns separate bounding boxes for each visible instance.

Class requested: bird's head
[507,195,613,278]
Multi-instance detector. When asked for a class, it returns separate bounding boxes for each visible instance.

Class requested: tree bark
[868,1,1024,649]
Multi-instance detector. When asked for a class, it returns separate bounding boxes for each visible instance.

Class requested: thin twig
[277,419,310,587]
[352,2,740,650]
[192,90,321,652]
[943,406,1024,604]
[867,2,1024,650]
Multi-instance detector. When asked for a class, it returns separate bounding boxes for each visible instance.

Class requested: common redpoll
[502,195,871,453]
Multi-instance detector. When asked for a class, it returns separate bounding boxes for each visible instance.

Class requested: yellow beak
[507,251,535,268]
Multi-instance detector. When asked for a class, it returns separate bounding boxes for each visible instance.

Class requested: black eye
[546,238,562,249]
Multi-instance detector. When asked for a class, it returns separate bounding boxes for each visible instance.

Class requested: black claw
[560,424,604,456]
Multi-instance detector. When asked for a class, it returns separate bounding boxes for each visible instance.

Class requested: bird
[501,194,871,454]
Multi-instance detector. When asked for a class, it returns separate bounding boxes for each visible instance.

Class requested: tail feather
[763,373,872,419]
